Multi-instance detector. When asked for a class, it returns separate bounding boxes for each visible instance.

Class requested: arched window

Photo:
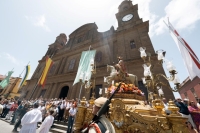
[68,59,76,70]
[95,51,102,63]
[123,6,128,11]
[130,40,136,49]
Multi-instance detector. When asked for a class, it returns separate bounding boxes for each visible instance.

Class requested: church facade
[22,1,174,101]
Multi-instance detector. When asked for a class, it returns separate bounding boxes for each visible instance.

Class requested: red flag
[167,21,200,79]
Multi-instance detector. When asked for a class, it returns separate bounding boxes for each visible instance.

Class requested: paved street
[0,119,14,133]
[0,119,52,133]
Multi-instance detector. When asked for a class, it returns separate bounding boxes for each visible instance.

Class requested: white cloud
[25,15,51,32]
[131,0,158,37]
[151,0,200,36]
[134,0,157,23]
[109,1,121,17]
[4,52,20,65]
[1,52,25,66]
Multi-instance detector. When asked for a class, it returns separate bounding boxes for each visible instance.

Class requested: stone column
[58,57,68,74]
[55,83,62,98]
[49,83,58,98]
[44,83,54,98]
[33,86,42,99]
[55,57,64,74]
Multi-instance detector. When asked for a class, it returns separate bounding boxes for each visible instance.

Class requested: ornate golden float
[74,48,189,133]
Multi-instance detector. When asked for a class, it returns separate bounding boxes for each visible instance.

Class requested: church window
[68,59,76,70]
[130,40,136,49]
[123,6,128,11]
[95,51,102,63]
[61,41,65,46]
[77,36,83,43]
[87,30,93,39]
[184,92,188,99]
[191,88,198,98]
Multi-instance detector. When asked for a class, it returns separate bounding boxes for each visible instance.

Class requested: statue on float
[105,57,143,96]
[106,57,138,87]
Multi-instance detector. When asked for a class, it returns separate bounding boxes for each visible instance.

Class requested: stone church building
[22,1,174,101]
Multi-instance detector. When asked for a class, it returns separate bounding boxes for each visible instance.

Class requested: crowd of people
[1,95,200,133]
[164,98,200,133]
[0,96,83,133]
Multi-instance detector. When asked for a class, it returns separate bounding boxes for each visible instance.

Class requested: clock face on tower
[122,14,133,22]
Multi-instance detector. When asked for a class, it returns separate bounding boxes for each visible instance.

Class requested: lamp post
[139,47,180,115]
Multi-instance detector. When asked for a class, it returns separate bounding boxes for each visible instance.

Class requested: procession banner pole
[29,53,55,100]
[29,67,44,100]
[19,61,30,78]
[77,45,91,104]
[71,45,92,133]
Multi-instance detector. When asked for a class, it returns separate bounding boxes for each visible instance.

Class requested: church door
[59,86,69,99]
[94,85,102,99]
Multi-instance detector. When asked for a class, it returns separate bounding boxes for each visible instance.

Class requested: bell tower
[116,0,142,31]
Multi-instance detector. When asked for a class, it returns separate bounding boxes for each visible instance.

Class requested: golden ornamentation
[107,92,145,100]
[167,99,180,116]
[74,56,186,133]
[83,108,94,129]
[73,97,87,133]
[89,93,95,107]
[75,97,189,133]
[151,96,165,116]
[167,116,189,133]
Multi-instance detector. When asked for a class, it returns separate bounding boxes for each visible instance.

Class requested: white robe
[19,108,42,133]
[39,115,54,133]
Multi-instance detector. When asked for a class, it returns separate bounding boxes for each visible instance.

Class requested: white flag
[167,21,200,79]
[73,50,96,85]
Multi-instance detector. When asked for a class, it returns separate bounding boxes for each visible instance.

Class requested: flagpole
[19,61,30,78]
[77,46,92,104]
[29,65,45,100]
[17,61,31,93]
[29,55,54,100]
[3,68,14,98]
[7,63,29,98]
[163,20,200,64]
[72,46,95,133]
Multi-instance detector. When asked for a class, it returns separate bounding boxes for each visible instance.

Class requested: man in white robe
[19,102,42,133]
[39,110,54,133]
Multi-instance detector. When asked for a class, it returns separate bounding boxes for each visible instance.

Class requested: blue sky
[0,0,200,98]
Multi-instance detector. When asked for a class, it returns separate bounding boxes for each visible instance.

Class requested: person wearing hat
[183,98,189,106]
[88,97,115,133]
[18,102,42,133]
[175,98,196,130]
